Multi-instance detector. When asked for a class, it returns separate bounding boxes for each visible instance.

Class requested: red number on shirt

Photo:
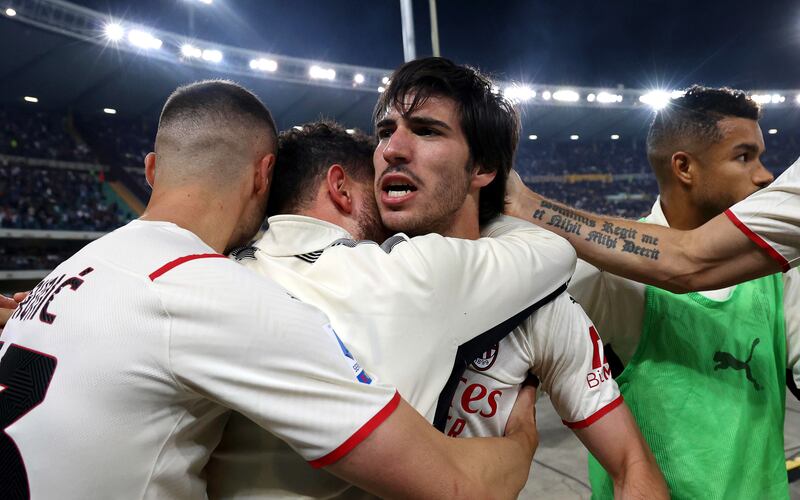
[0,342,57,500]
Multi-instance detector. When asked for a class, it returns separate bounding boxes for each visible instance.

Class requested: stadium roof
[3,0,800,140]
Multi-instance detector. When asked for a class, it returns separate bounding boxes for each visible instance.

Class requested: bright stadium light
[5,7,16,17]
[24,96,38,103]
[587,93,596,102]
[197,0,213,4]
[103,108,117,115]
[597,91,623,103]
[503,85,535,102]
[795,94,800,104]
[491,85,500,95]
[353,73,365,84]
[293,125,303,131]
[377,86,386,93]
[639,90,672,110]
[249,58,277,72]
[201,49,223,63]
[346,129,355,134]
[382,76,390,84]
[528,134,538,140]
[309,65,336,80]
[610,134,620,140]
[570,134,579,141]
[541,90,552,101]
[181,44,202,58]
[552,89,580,102]
[768,128,778,135]
[751,94,784,104]
[104,22,125,41]
[128,29,162,49]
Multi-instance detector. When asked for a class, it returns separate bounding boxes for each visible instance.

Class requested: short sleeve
[726,162,800,271]
[529,292,622,428]
[156,258,399,466]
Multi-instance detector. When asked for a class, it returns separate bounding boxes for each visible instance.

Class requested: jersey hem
[149,253,227,281]
[562,395,624,429]
[724,209,790,272]
[308,390,401,469]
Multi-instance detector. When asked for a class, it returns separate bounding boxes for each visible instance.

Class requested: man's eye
[377,129,393,139]
[416,127,437,136]
[736,153,747,162]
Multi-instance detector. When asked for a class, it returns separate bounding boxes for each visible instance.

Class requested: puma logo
[713,338,762,391]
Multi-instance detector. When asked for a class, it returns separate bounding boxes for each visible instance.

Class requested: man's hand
[503,169,534,221]
[504,376,539,455]
[0,291,27,329]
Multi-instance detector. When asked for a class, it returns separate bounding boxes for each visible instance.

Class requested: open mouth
[379,173,419,202]
[384,183,418,198]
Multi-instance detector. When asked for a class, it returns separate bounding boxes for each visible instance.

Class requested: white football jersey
[727,160,800,270]
[446,221,621,439]
[0,220,398,500]
[207,214,577,499]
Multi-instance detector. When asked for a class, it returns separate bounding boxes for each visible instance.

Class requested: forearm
[612,454,668,500]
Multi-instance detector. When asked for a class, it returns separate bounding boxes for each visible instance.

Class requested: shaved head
[154,80,278,188]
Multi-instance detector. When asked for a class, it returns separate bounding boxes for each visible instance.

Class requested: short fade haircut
[647,85,760,181]
[159,79,277,144]
[267,120,376,215]
[373,57,520,225]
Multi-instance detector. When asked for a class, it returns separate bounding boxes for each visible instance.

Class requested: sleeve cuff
[562,395,624,429]
[724,209,790,272]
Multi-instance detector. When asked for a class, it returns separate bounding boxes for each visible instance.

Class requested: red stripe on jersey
[724,209,790,272]
[562,395,624,429]
[149,253,227,281]
[308,390,401,469]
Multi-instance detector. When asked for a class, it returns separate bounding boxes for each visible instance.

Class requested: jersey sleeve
[726,162,800,271]
[529,292,622,428]
[568,259,646,365]
[783,269,800,394]
[316,215,576,346]
[155,257,400,467]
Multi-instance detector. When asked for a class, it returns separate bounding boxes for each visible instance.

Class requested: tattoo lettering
[585,231,618,249]
[622,239,660,260]
[642,234,659,245]
[540,200,596,228]
[546,215,583,236]
[601,221,638,241]
[532,209,545,221]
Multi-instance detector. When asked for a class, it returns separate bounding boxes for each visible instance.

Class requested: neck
[140,185,241,253]
[439,193,482,240]
[658,190,707,230]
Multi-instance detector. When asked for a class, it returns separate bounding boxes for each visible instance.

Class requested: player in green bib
[567,86,800,499]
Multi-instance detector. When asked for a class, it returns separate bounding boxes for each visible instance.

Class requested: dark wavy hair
[373,57,520,225]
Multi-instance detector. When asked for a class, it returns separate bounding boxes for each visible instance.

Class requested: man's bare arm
[504,172,781,292]
[327,384,539,500]
[574,403,668,499]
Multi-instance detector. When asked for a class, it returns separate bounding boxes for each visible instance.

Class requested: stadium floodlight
[541,90,552,101]
[382,76,390,84]
[128,29,162,49]
[201,49,223,63]
[309,65,336,80]
[587,93,596,102]
[796,94,800,104]
[104,22,125,41]
[181,44,202,58]
[353,73,365,84]
[610,134,620,140]
[24,96,38,103]
[346,129,355,134]
[597,91,623,103]
[197,0,213,4]
[570,134,579,140]
[528,134,538,140]
[103,108,117,114]
[249,58,277,72]
[639,90,672,110]
[377,86,386,93]
[751,94,784,104]
[5,7,16,17]
[768,128,778,135]
[503,85,535,102]
[491,85,500,95]
[552,89,580,102]
[293,125,303,131]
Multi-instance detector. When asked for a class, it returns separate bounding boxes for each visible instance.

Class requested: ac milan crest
[472,343,499,371]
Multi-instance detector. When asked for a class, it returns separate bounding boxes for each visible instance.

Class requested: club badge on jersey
[324,324,373,384]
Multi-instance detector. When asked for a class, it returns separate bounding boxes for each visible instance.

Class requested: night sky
[71,0,800,90]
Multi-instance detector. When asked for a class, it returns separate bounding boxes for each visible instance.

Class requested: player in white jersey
[0,80,545,500]
[505,152,800,293]
[206,57,666,499]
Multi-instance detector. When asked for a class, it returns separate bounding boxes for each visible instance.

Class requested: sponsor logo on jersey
[471,343,499,372]
[586,325,612,388]
[324,324,373,384]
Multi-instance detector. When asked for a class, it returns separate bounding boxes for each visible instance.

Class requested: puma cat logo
[713,338,762,391]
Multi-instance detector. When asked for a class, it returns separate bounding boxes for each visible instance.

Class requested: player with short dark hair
[0,79,544,500]
[563,84,799,499]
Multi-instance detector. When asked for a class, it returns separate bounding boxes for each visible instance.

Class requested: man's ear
[326,164,354,214]
[670,151,694,187]
[470,164,497,190]
[144,152,157,188]
[254,153,276,196]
